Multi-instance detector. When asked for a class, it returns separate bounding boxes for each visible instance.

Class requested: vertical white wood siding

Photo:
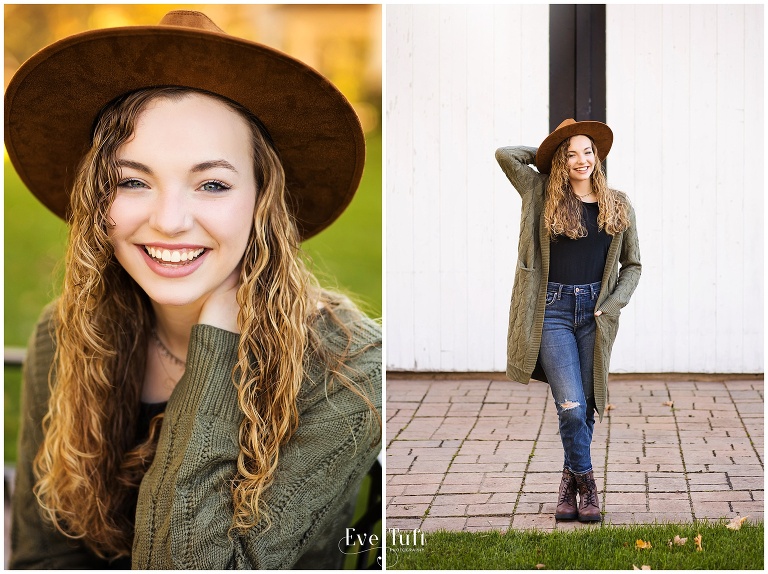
[386,4,763,373]
[606,4,763,373]
[386,4,549,371]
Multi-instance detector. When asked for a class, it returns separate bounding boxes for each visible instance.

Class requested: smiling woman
[5,10,381,570]
[109,92,257,321]
[495,118,641,525]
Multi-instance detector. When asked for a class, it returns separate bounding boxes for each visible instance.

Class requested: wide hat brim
[4,12,365,240]
[535,119,613,174]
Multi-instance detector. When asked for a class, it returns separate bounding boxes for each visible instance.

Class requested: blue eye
[200,180,231,192]
[118,178,148,189]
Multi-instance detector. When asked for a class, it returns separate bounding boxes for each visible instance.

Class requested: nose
[148,188,193,236]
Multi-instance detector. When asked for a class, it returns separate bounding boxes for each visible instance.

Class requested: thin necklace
[575,190,595,198]
[151,329,186,367]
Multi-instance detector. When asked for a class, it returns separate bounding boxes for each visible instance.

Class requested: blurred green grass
[303,131,382,320]
[3,131,381,462]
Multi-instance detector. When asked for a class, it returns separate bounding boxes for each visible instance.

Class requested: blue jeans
[539,281,601,474]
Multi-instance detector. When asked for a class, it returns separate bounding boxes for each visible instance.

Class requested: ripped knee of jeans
[559,400,580,411]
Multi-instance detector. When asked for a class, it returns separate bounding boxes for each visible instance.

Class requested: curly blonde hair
[543,136,630,239]
[33,87,380,559]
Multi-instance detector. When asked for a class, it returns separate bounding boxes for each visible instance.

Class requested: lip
[137,244,209,278]
[143,242,208,250]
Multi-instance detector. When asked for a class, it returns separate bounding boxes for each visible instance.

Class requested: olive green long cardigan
[495,145,641,420]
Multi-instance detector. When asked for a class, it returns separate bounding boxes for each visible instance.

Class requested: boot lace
[558,471,576,504]
[580,475,599,507]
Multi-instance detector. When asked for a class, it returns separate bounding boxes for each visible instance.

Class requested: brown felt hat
[4,10,365,240]
[535,118,613,174]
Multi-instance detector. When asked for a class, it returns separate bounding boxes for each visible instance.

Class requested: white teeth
[145,246,205,264]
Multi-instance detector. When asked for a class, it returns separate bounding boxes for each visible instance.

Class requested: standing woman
[496,119,641,522]
[6,11,381,568]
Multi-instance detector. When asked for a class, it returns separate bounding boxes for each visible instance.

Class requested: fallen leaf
[635,539,652,550]
[605,404,615,411]
[535,564,545,569]
[694,533,702,551]
[667,535,687,547]
[662,401,674,407]
[726,515,749,530]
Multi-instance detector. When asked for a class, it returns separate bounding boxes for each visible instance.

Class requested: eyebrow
[116,159,239,174]
[191,160,239,174]
[117,159,153,174]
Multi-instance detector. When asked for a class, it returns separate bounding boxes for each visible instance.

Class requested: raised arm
[494,146,544,197]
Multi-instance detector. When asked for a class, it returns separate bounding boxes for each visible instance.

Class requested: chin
[141,286,205,309]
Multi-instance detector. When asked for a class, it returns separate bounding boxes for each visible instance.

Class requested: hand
[594,310,603,317]
[198,265,241,333]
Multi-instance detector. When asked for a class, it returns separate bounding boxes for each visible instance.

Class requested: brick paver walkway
[386,375,763,532]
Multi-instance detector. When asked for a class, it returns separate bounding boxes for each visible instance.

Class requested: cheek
[236,201,256,247]
[106,198,130,244]
[210,195,256,249]
[108,195,146,232]
[232,211,255,248]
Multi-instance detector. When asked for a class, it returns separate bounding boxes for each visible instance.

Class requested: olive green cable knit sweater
[495,145,641,420]
[10,305,382,569]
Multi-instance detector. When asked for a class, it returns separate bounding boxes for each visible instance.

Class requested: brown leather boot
[555,467,578,520]
[574,470,602,522]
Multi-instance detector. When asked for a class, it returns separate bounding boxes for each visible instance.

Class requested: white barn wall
[386,4,763,374]
[386,4,549,371]
[606,4,764,373]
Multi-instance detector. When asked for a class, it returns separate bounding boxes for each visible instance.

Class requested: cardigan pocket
[597,294,624,317]
[517,259,535,272]
[511,263,534,303]
[595,312,620,353]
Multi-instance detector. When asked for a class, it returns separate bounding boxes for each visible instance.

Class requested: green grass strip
[386,521,764,570]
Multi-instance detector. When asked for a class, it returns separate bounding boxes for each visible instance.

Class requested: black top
[104,402,168,569]
[137,401,167,442]
[548,201,611,285]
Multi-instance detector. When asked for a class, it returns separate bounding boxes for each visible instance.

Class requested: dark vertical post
[549,5,576,131]
[549,4,606,129]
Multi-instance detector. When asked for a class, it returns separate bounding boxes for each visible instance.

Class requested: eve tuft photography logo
[385,527,426,567]
[337,527,381,567]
